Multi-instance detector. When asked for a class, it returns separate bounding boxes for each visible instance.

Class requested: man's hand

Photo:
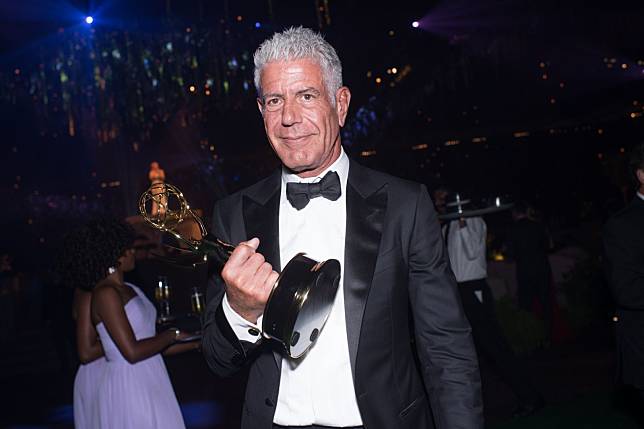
[221,238,279,324]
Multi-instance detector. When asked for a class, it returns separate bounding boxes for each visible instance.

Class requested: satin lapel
[242,192,281,270]
[344,162,388,378]
[634,196,644,210]
[242,172,282,369]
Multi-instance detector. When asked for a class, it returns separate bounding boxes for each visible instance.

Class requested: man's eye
[266,98,281,105]
[301,93,315,101]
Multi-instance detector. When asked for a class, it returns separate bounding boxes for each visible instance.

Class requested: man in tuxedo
[604,143,644,411]
[202,27,483,429]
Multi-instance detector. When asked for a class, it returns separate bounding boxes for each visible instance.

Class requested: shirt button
[248,327,260,336]
[265,398,274,407]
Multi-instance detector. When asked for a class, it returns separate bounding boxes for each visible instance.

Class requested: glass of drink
[156,276,172,322]
[190,286,204,316]
[155,276,167,302]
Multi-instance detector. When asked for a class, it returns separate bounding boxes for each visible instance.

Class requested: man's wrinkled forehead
[259,59,326,94]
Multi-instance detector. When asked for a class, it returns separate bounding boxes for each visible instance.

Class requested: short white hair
[253,26,343,105]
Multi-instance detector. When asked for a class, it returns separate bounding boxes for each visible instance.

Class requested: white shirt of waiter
[221,148,363,426]
[443,216,488,283]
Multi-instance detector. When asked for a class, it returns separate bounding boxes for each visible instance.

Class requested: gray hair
[253,26,343,105]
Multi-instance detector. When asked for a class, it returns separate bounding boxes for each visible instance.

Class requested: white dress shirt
[638,192,644,201]
[222,148,363,426]
[443,217,487,283]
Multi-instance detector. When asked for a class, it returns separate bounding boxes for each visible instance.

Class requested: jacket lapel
[633,195,644,210]
[242,170,282,369]
[344,160,388,378]
[242,170,281,269]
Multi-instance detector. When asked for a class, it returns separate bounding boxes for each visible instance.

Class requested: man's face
[433,190,448,214]
[638,168,644,193]
[257,58,350,178]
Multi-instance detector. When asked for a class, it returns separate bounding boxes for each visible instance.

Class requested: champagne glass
[155,276,173,322]
[190,286,204,316]
[155,276,166,302]
[163,279,171,301]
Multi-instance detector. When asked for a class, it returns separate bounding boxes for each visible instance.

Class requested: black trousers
[458,279,540,405]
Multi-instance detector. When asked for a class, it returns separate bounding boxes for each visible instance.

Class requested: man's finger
[261,271,280,299]
[242,237,260,250]
[225,238,260,268]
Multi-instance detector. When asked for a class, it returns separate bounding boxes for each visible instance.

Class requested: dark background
[1,0,643,267]
[0,1,643,428]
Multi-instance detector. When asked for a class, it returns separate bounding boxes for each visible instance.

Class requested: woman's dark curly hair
[55,217,135,291]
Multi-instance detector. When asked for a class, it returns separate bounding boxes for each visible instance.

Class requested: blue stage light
[85,16,94,24]
[255,22,261,28]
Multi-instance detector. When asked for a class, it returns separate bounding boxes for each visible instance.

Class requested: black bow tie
[286,171,342,210]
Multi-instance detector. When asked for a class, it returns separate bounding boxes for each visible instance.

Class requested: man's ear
[637,168,644,186]
[256,98,265,117]
[335,86,351,127]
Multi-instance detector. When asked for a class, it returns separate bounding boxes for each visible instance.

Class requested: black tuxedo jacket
[202,159,483,429]
[604,196,644,388]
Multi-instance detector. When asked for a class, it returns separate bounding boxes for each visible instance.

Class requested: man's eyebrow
[296,87,321,96]
[261,92,284,99]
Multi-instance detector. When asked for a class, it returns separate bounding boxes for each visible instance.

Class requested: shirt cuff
[221,293,263,343]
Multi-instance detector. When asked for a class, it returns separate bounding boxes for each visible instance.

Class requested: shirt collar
[281,146,349,189]
[638,192,644,201]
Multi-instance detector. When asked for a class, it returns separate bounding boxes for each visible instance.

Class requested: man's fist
[221,238,279,324]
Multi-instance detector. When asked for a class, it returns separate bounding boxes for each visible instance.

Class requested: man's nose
[281,98,301,126]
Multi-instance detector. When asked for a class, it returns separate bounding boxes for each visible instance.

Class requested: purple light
[85,16,94,24]
[412,21,419,28]
[255,22,261,29]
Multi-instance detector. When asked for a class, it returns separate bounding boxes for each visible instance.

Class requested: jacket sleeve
[603,220,644,310]
[201,200,263,377]
[408,185,484,429]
